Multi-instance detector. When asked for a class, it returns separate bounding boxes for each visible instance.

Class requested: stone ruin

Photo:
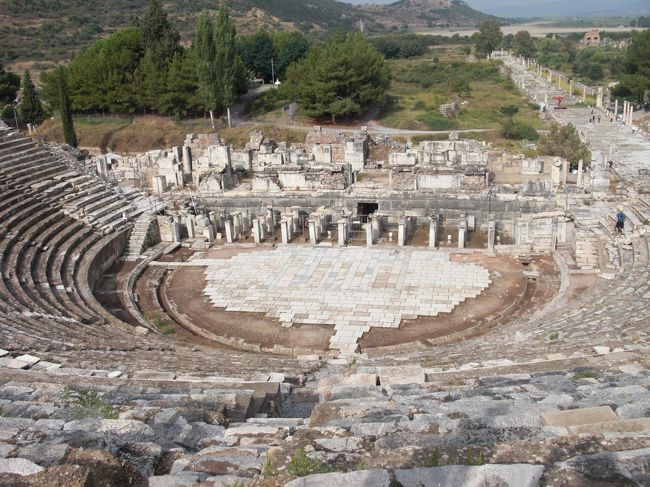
[3,110,650,486]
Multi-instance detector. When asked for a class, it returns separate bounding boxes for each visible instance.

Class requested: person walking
[615,208,626,235]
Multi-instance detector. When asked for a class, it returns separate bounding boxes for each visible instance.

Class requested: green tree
[140,0,181,70]
[215,5,237,127]
[474,21,503,58]
[286,32,391,123]
[273,31,309,79]
[159,51,201,119]
[240,31,275,82]
[0,63,20,106]
[194,12,219,127]
[538,123,590,166]
[57,67,77,148]
[513,31,536,59]
[18,70,45,125]
[614,29,650,102]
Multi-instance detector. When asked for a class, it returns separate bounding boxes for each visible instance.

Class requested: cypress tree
[18,70,45,125]
[57,67,77,148]
[141,0,181,70]
[194,12,219,128]
[215,5,237,127]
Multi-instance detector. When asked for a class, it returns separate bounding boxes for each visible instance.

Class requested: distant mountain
[0,0,497,67]
[483,0,649,18]
[366,0,499,28]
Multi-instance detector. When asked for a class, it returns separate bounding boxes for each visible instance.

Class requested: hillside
[366,0,499,29]
[0,0,495,70]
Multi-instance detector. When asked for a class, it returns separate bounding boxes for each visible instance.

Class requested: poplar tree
[57,67,77,148]
[215,5,237,127]
[18,70,45,125]
[194,13,219,128]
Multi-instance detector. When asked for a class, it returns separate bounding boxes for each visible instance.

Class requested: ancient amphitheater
[1,53,650,486]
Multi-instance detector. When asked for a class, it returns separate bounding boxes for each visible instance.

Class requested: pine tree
[194,12,219,128]
[140,0,181,70]
[57,67,77,148]
[18,70,45,125]
[214,5,237,127]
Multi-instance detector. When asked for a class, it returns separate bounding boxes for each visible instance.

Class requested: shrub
[62,387,118,419]
[501,119,539,141]
[413,100,426,111]
[287,449,332,477]
[499,104,519,117]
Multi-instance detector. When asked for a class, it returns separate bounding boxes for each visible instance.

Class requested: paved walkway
[195,247,490,354]
[503,55,650,180]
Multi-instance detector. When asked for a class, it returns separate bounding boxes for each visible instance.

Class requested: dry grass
[38,116,308,153]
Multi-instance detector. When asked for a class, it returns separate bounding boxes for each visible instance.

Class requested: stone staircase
[123,212,158,261]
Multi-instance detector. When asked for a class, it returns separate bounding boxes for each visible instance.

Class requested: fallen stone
[0,350,8,358]
[148,472,207,486]
[18,442,69,467]
[15,354,40,366]
[98,419,154,442]
[285,469,390,487]
[0,458,44,476]
[314,436,364,452]
[558,448,650,485]
[570,418,650,435]
[378,366,425,386]
[394,464,544,487]
[541,406,618,428]
[1,358,29,369]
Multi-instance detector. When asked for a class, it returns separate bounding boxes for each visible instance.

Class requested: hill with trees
[0,0,497,68]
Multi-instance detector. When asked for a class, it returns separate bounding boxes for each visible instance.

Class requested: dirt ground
[359,253,559,349]
[146,247,562,353]
[164,247,333,352]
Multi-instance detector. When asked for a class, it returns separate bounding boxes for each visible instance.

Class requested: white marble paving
[198,247,491,353]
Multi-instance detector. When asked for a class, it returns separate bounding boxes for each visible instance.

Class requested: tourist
[598,115,601,123]
[615,208,626,235]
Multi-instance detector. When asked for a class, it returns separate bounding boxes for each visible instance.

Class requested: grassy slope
[378,47,546,132]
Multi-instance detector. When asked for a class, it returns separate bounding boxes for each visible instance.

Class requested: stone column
[458,220,467,249]
[96,157,109,179]
[252,218,262,244]
[186,217,195,239]
[171,222,182,242]
[338,219,347,246]
[576,159,584,188]
[225,220,234,243]
[562,159,568,187]
[614,99,619,118]
[428,215,438,249]
[182,145,192,173]
[582,86,586,102]
[209,211,219,233]
[596,87,604,109]
[309,220,318,245]
[364,223,373,247]
[487,217,496,251]
[371,215,381,243]
[544,93,548,107]
[398,220,406,247]
[203,225,215,242]
[629,105,634,126]
[280,220,290,244]
[232,213,242,240]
